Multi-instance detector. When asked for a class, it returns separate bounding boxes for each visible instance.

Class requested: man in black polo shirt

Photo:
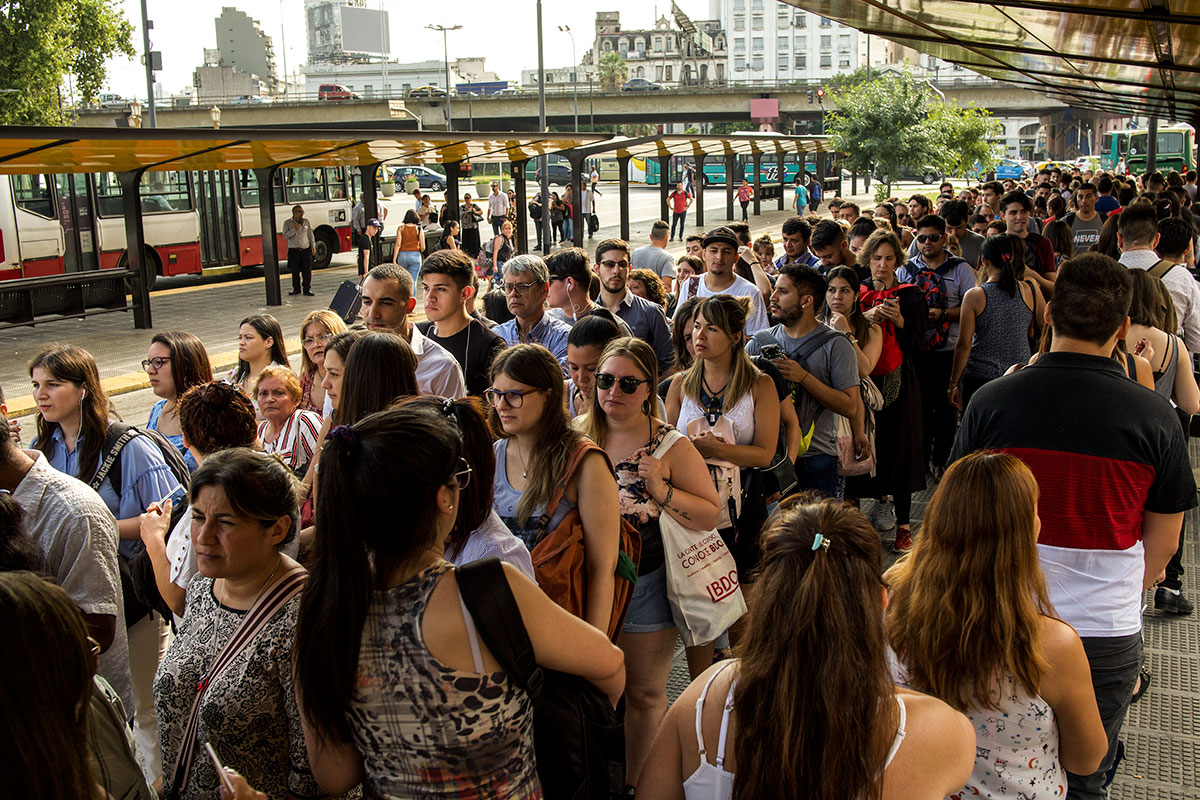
[950,253,1196,799]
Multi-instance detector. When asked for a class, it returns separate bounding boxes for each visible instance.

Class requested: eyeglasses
[599,259,630,269]
[451,458,472,490]
[916,233,943,243]
[503,282,540,296]
[594,372,651,394]
[484,387,541,408]
[141,357,171,372]
[302,333,333,347]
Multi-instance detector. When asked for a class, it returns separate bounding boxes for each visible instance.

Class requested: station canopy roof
[780,0,1200,125]
[0,127,836,176]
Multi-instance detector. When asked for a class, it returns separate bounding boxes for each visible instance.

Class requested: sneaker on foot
[892,525,912,553]
[1155,586,1194,615]
[874,499,896,532]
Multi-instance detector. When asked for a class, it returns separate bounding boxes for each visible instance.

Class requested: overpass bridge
[75,78,1068,132]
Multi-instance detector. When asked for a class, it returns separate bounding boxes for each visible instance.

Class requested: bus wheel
[118,247,161,290]
[701,174,710,189]
[313,231,335,269]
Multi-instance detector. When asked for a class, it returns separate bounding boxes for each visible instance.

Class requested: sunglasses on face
[594,372,651,394]
[916,233,943,243]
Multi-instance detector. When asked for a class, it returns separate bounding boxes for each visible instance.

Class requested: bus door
[57,174,99,272]
[193,170,240,267]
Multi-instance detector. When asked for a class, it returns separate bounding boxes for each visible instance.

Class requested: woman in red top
[737,178,753,221]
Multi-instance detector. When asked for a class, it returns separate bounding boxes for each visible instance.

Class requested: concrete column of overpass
[618,154,632,242]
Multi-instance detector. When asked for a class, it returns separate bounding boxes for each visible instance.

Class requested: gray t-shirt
[1069,212,1103,254]
[746,325,859,458]
[631,244,677,280]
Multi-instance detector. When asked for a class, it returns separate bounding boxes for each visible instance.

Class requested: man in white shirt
[1118,206,1200,355]
[1,388,131,713]
[631,220,677,293]
[360,264,467,398]
[672,226,769,334]
[488,182,510,237]
[282,204,317,297]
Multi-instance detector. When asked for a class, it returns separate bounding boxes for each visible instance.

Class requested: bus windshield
[1130,131,1184,156]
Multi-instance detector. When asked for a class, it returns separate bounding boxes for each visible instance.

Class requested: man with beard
[594,238,674,374]
[672,227,769,335]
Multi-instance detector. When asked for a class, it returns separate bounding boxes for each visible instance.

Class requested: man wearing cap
[358,217,381,277]
[283,205,317,297]
[672,226,769,335]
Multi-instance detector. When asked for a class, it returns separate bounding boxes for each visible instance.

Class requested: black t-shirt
[357,234,377,275]
[417,318,506,397]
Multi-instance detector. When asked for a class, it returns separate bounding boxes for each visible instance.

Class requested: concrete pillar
[570,157,586,248]
[618,154,632,242]
[777,150,786,212]
[752,152,762,216]
[445,160,462,223]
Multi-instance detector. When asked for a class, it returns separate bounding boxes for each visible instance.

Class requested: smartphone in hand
[205,742,237,795]
[155,484,188,511]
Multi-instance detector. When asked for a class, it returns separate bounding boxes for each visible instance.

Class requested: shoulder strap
[167,568,307,798]
[793,325,838,364]
[1148,259,1177,280]
[536,440,612,536]
[90,423,136,491]
[457,558,543,700]
[751,329,784,351]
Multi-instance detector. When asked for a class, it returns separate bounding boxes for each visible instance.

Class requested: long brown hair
[234,314,288,383]
[489,344,585,526]
[680,296,759,412]
[30,345,112,482]
[150,330,214,400]
[820,265,873,343]
[885,451,1054,711]
[733,496,896,800]
[0,572,97,798]
[333,332,418,427]
[579,337,660,448]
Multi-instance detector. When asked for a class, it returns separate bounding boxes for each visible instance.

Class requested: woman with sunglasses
[487,344,622,634]
[297,310,347,415]
[144,331,214,472]
[294,403,624,799]
[582,337,720,791]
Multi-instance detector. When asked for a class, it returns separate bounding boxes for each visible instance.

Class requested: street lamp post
[558,24,578,132]
[537,0,550,254]
[426,24,461,131]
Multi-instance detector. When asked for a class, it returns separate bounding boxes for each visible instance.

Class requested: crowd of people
[1,160,1197,800]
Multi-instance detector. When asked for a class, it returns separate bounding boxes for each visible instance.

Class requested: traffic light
[808,90,814,103]
[816,88,826,102]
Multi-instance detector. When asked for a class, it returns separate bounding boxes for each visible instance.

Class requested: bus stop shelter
[0,127,607,328]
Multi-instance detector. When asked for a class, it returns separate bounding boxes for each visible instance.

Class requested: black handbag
[458,558,625,800]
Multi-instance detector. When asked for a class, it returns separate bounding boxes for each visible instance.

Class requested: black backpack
[90,423,192,626]
[458,558,625,800]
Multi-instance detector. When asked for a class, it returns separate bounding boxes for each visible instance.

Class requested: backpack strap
[535,441,612,540]
[166,568,306,798]
[1148,259,1177,280]
[457,558,543,701]
[90,423,136,492]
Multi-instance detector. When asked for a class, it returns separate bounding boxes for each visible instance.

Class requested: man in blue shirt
[594,238,675,375]
[775,216,821,270]
[494,254,572,376]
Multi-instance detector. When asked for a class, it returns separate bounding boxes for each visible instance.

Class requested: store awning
[780,0,1200,125]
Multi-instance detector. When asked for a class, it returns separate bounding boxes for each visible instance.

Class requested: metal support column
[513,160,529,254]
[816,152,828,202]
[357,163,383,268]
[253,166,283,306]
[618,154,632,242]
[570,156,586,247]
[657,155,671,223]
[752,152,762,217]
[445,160,462,222]
[725,154,736,221]
[695,153,707,229]
[1148,117,1159,173]
[777,151,786,211]
[117,170,152,328]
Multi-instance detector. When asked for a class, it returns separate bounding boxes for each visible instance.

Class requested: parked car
[318,83,360,101]
[231,95,273,104]
[534,163,573,185]
[393,165,447,192]
[621,78,665,92]
[496,88,522,96]
[994,158,1027,181]
[874,165,943,185]
[408,85,447,98]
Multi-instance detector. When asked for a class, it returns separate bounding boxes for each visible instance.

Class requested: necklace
[514,438,529,479]
[701,371,728,399]
[218,555,282,610]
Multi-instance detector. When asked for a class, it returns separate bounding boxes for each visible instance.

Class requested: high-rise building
[214,7,277,91]
[715,0,867,83]
[306,0,369,65]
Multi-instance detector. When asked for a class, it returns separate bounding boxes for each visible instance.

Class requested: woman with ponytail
[949,234,1044,410]
[294,403,623,798]
[639,496,974,800]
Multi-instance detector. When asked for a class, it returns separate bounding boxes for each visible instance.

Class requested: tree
[709,121,757,135]
[927,101,1004,179]
[824,65,874,93]
[597,52,627,91]
[0,0,135,126]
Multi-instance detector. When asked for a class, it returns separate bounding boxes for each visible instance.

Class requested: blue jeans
[795,452,839,497]
[563,216,574,242]
[1067,633,1142,799]
[395,250,421,289]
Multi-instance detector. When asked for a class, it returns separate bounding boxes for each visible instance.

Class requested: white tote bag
[652,429,748,646]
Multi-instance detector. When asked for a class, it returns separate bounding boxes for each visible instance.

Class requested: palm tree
[597,52,628,91]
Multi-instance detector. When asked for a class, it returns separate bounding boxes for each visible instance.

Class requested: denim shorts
[622,563,675,633]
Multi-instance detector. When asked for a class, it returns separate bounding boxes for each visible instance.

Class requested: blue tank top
[492,438,575,550]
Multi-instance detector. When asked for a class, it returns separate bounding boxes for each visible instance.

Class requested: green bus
[1125,125,1195,174]
[1099,131,1128,172]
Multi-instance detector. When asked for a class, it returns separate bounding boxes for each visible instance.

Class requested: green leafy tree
[825,71,938,194]
[927,101,1004,179]
[824,65,874,93]
[597,52,628,91]
[0,0,135,126]
[709,121,756,135]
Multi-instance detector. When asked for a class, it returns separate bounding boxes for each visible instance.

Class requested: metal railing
[0,268,135,329]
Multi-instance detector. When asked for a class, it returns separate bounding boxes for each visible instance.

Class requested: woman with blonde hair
[582,336,720,791]
[640,497,975,800]
[886,451,1108,798]
[297,309,347,415]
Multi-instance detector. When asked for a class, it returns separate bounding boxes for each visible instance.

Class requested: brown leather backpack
[530,440,641,641]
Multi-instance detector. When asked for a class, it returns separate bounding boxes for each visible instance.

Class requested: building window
[820,35,831,51]
[819,16,832,26]
[797,14,806,28]
[752,36,764,53]
[820,54,831,68]
[797,53,807,68]
[667,36,675,52]
[734,0,744,9]
[735,17,745,31]
[655,37,663,52]
[734,38,745,55]
[838,58,850,68]
[637,66,645,78]
[735,56,746,71]
[751,56,764,71]
[665,65,673,80]
[752,15,764,30]
[635,37,645,52]
[777,36,788,52]
[778,56,789,71]
[657,65,664,80]
[603,41,612,53]
[752,0,763,8]
[839,34,851,52]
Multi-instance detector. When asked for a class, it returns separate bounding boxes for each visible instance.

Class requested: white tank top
[676,390,756,446]
[683,662,908,800]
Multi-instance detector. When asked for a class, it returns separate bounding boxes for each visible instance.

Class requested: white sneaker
[873,499,896,532]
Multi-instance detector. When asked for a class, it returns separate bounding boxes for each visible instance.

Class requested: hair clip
[812,533,832,552]
[441,397,458,420]
[328,425,359,446]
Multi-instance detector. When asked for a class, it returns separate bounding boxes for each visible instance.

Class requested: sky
[98,0,716,101]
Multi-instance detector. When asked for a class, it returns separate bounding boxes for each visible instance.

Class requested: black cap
[366,217,382,228]
[701,226,739,249]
